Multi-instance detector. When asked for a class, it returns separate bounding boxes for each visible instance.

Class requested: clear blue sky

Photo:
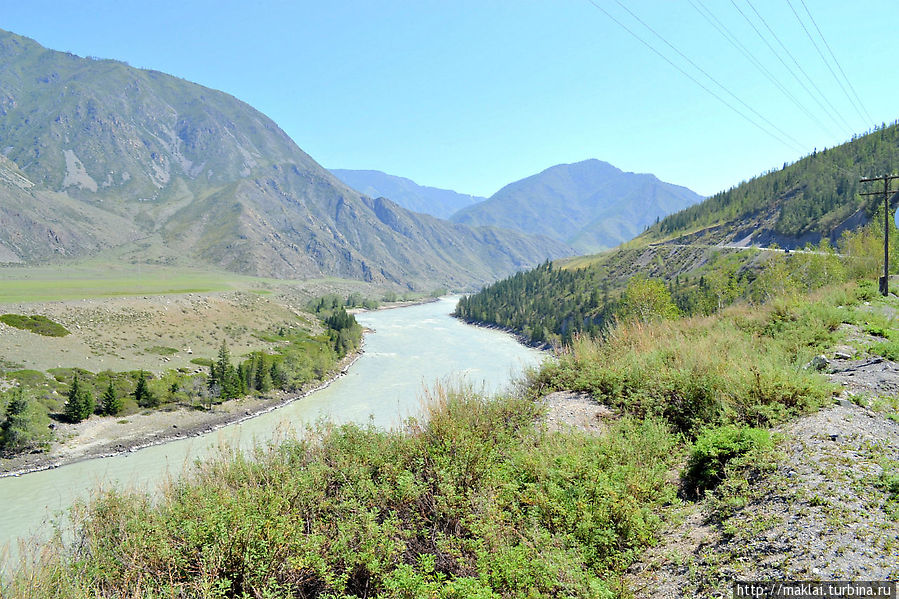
[1,1,896,198]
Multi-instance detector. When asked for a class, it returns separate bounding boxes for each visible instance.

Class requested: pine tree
[257,359,272,393]
[1,387,52,454]
[101,380,124,416]
[65,376,95,423]
[134,371,158,408]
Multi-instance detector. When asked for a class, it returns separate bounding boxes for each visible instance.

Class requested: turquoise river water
[0,296,543,555]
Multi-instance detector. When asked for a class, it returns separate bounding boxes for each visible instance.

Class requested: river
[0,296,543,555]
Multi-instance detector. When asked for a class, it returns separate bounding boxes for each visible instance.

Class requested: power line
[784,0,866,128]
[583,0,801,151]
[737,0,854,136]
[689,0,834,139]
[585,0,864,183]
[797,0,873,124]
[599,0,806,152]
[691,0,860,181]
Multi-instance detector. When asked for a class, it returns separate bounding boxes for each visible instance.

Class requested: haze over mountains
[450,160,703,253]
[335,161,703,253]
[0,29,571,288]
[330,170,485,220]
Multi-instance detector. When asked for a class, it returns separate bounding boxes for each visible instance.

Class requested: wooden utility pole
[860,174,899,295]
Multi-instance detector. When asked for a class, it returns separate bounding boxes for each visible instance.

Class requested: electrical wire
[583,0,800,151]
[689,0,834,138]
[796,0,873,124]
[609,0,805,151]
[738,0,854,136]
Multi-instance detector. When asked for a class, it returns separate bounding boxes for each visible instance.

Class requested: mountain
[0,29,571,287]
[644,122,899,249]
[450,159,703,253]
[330,169,485,219]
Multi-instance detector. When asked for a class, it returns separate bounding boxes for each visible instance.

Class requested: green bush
[682,425,773,498]
[0,387,52,455]
[5,393,678,597]
[530,304,833,436]
[0,313,70,337]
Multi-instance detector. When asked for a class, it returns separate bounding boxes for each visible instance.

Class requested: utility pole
[860,174,899,295]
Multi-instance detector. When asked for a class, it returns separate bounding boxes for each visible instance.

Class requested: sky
[1,0,897,198]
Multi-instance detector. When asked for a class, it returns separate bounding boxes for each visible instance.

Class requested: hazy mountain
[0,29,571,287]
[451,159,703,252]
[330,169,484,219]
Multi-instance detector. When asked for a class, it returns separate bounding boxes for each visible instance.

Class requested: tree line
[0,309,363,457]
[456,221,880,347]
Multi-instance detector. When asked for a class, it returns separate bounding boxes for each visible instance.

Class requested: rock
[806,355,829,371]
[834,351,853,360]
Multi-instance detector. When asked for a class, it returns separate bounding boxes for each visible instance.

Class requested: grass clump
[3,391,679,598]
[530,297,835,437]
[0,314,69,337]
[877,459,899,519]
[145,345,179,355]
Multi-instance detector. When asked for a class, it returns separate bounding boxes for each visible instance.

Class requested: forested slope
[644,121,899,247]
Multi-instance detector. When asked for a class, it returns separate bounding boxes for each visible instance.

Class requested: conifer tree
[65,376,95,423]
[101,380,124,416]
[1,387,52,454]
[134,371,158,408]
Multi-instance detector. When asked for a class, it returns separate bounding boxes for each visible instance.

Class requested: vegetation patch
[145,345,179,355]
[529,296,836,437]
[0,314,69,337]
[4,392,679,597]
[682,425,773,499]
[877,459,899,519]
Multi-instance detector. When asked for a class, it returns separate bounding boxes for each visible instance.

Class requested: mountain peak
[451,159,702,252]
[0,29,571,286]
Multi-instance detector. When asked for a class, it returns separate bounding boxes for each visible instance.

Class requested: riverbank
[0,348,363,478]
[346,296,439,315]
[450,316,555,352]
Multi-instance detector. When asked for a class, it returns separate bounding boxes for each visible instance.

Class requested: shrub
[5,393,678,597]
[0,387,52,455]
[530,306,832,436]
[0,314,70,337]
[682,425,773,498]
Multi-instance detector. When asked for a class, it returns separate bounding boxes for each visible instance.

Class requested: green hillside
[643,121,899,247]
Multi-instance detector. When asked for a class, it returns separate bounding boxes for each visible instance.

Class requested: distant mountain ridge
[0,29,571,288]
[330,169,485,219]
[451,159,703,252]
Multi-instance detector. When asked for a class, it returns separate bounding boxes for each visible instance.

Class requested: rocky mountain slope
[450,159,702,252]
[330,169,484,219]
[0,29,570,287]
